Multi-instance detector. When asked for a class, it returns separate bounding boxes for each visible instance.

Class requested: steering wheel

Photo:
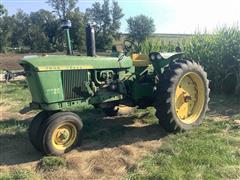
[124,40,139,55]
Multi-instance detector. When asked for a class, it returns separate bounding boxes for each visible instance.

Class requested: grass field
[0,80,240,180]
[127,118,240,179]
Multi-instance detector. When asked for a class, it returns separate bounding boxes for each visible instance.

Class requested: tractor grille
[61,70,89,100]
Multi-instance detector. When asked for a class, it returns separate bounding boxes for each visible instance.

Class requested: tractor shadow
[0,108,167,166]
[77,108,168,152]
[0,118,42,166]
[207,94,240,119]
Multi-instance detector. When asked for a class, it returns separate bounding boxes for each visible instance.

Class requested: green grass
[0,169,40,180]
[38,156,67,171]
[0,119,29,135]
[135,107,158,125]
[0,81,31,112]
[127,120,240,180]
[0,81,31,135]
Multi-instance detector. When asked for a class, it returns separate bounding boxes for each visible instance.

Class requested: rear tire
[155,60,210,132]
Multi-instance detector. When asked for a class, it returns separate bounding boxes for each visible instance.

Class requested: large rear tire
[155,60,210,132]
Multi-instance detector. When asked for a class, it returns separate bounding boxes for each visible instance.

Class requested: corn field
[139,26,240,94]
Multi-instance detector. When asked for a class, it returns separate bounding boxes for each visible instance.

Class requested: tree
[127,15,155,43]
[47,0,87,53]
[67,7,86,52]
[0,4,10,52]
[85,0,124,50]
[10,10,30,47]
[0,4,7,17]
[0,1,86,53]
[28,9,59,52]
[111,1,124,38]
[47,0,78,19]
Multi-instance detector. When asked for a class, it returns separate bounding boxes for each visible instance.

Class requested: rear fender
[151,52,184,75]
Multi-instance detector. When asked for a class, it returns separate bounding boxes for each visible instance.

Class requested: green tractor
[20,23,210,155]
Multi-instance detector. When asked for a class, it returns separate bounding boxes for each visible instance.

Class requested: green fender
[151,52,184,74]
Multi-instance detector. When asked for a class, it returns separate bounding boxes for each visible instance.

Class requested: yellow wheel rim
[51,122,77,151]
[175,72,205,124]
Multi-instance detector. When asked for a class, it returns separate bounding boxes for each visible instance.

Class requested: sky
[1,0,240,34]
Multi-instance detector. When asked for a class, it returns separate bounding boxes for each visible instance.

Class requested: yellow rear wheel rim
[51,122,77,151]
[175,72,205,124]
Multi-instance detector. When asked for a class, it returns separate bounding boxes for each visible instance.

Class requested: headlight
[150,54,155,60]
[156,53,162,60]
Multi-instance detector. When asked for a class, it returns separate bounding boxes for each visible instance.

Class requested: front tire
[28,111,53,151]
[155,60,210,132]
[39,112,83,155]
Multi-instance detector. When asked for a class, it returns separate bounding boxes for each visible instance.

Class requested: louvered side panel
[61,70,89,100]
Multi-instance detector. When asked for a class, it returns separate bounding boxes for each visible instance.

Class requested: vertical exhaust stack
[86,24,96,57]
[61,20,73,55]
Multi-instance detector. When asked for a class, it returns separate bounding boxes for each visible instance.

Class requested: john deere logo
[38,65,94,71]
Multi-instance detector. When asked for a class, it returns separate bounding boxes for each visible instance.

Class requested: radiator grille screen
[61,70,89,100]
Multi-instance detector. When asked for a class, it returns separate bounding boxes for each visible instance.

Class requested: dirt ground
[0,53,24,70]
[0,53,65,70]
[0,105,166,180]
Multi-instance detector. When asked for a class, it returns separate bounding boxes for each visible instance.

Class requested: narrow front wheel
[29,111,50,151]
[39,112,83,155]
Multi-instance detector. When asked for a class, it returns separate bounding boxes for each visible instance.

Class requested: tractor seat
[131,54,151,67]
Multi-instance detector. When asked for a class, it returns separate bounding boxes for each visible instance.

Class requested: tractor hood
[20,55,132,71]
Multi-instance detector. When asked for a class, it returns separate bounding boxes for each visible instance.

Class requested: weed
[0,119,29,135]
[0,169,40,180]
[38,156,67,171]
[135,107,158,125]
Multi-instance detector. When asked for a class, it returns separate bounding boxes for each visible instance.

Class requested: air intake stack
[86,24,96,56]
[61,19,72,55]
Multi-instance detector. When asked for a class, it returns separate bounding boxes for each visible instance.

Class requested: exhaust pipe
[86,24,96,56]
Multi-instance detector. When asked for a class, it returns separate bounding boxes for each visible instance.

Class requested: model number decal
[46,88,61,95]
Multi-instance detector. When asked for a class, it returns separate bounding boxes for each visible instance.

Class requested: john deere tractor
[20,23,210,155]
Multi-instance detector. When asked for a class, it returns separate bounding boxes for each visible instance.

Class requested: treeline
[0,0,124,53]
[0,0,156,53]
[0,5,83,52]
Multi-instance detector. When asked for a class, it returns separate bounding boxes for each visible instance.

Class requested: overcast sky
[1,0,240,33]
